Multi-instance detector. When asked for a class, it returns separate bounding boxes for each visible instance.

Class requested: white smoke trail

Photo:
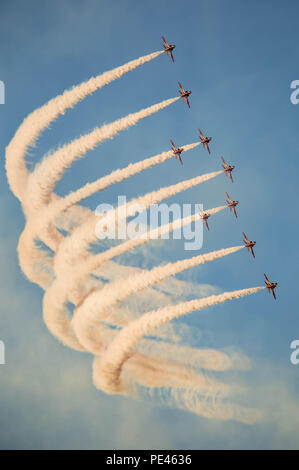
[137,386,261,424]
[42,197,225,350]
[27,142,200,249]
[41,175,224,351]
[5,50,164,201]
[137,340,251,372]
[115,353,233,397]
[18,105,192,290]
[15,194,90,288]
[53,170,223,275]
[93,286,265,394]
[16,142,200,289]
[17,143,207,338]
[75,204,228,285]
[72,246,245,354]
[28,97,180,211]
[83,324,238,397]
[42,142,200,217]
[42,209,228,351]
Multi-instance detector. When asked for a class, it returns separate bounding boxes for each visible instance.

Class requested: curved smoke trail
[93,286,265,394]
[72,246,246,353]
[28,96,180,211]
[5,50,164,201]
[52,169,224,276]
[5,49,264,423]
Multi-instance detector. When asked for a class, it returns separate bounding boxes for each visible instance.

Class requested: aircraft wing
[243,232,249,242]
[250,247,255,258]
[186,97,190,108]
[170,51,174,63]
[206,143,211,154]
[264,273,270,283]
[170,139,175,149]
[221,157,227,166]
[162,36,168,46]
[233,207,238,218]
[272,289,276,300]
[229,172,234,182]
[178,154,183,165]
[198,128,204,139]
[178,81,184,92]
[226,192,232,203]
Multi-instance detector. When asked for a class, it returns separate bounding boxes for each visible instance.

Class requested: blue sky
[0,0,299,449]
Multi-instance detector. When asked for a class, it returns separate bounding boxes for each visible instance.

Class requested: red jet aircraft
[221,157,235,182]
[226,192,238,218]
[198,128,212,154]
[178,82,191,108]
[198,207,211,230]
[162,36,175,63]
[170,139,183,165]
[243,232,256,258]
[264,273,278,300]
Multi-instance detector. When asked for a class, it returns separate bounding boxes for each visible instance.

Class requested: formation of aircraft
[178,81,191,108]
[161,35,278,301]
[221,157,235,182]
[170,139,183,165]
[243,232,256,258]
[225,192,238,218]
[162,36,175,63]
[198,128,212,154]
[264,274,278,300]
